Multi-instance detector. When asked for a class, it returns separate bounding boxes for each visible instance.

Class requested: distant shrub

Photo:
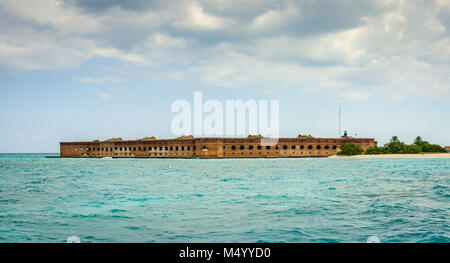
[337,143,364,156]
[403,144,422,154]
[365,136,446,155]
[414,136,446,153]
[365,146,383,155]
[384,137,406,154]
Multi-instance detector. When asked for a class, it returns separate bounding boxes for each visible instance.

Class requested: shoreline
[328,153,450,158]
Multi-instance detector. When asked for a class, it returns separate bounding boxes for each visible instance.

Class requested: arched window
[170,146,173,151]
[165,147,168,150]
[291,145,295,149]
[187,146,190,151]
[324,145,329,149]
[283,145,288,150]
[181,146,184,151]
[240,145,244,150]
[175,146,179,151]
[333,145,337,150]
[249,145,254,150]
[316,145,321,149]
[308,145,312,149]
[202,145,207,150]
[300,145,304,149]
[266,146,271,150]
[257,145,262,150]
[231,145,236,150]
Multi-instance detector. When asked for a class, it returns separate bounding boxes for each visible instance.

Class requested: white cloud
[76,76,127,84]
[175,1,235,30]
[1,0,101,34]
[249,3,300,31]
[0,0,449,101]
[98,93,112,100]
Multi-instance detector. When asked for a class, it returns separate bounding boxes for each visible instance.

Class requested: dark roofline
[60,136,376,145]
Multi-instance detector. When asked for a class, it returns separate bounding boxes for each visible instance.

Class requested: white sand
[328,153,450,158]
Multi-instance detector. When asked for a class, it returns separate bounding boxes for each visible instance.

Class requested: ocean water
[0,154,449,243]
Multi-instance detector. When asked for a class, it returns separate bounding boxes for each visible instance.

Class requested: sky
[0,0,449,153]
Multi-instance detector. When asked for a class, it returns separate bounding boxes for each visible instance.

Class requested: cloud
[76,75,127,84]
[249,3,300,31]
[174,1,235,30]
[98,93,112,100]
[0,0,449,101]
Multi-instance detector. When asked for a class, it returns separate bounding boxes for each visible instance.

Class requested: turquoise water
[0,154,449,243]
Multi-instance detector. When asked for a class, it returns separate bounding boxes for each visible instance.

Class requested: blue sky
[1,0,449,153]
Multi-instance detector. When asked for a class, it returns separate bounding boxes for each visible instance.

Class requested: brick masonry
[60,135,377,158]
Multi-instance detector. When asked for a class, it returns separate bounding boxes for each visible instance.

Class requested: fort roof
[60,136,376,145]
[104,138,123,142]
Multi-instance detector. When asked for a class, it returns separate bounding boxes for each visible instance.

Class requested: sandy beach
[328,153,450,158]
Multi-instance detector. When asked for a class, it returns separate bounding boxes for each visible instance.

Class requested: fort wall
[60,136,377,158]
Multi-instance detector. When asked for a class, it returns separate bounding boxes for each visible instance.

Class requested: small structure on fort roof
[445,146,450,153]
[247,134,264,139]
[175,135,194,139]
[104,138,123,142]
[140,136,157,141]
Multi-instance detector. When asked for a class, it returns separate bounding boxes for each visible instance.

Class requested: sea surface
[0,154,449,243]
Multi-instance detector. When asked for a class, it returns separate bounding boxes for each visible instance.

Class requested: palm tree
[391,136,399,142]
[414,136,423,145]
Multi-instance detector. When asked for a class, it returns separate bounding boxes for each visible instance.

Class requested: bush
[430,144,446,153]
[365,146,384,155]
[337,143,364,156]
[384,139,406,154]
[403,144,422,154]
[414,136,446,153]
[365,136,446,155]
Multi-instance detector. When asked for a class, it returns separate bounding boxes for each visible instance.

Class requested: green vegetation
[298,134,314,138]
[364,136,446,155]
[364,146,385,155]
[337,143,364,156]
[413,136,446,153]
